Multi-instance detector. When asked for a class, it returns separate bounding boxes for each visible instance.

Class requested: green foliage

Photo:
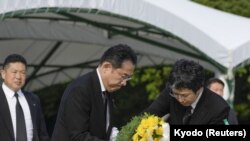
[234,66,250,121]
[116,115,143,141]
[235,67,247,77]
[130,66,171,100]
[235,102,250,119]
[192,0,250,18]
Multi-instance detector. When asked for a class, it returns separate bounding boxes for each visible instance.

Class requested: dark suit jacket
[228,108,238,125]
[0,84,50,141]
[144,87,230,124]
[51,71,114,141]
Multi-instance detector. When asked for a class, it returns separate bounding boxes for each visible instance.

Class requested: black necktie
[103,91,109,131]
[182,106,192,125]
[15,93,27,141]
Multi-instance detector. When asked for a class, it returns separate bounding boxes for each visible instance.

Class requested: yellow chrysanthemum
[133,115,164,141]
[133,133,139,141]
[153,137,161,141]
[155,127,163,135]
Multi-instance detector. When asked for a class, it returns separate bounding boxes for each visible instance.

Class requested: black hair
[167,59,205,93]
[3,54,27,69]
[99,44,137,68]
[206,78,224,88]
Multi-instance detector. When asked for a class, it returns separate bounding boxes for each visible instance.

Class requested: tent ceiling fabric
[1,0,250,91]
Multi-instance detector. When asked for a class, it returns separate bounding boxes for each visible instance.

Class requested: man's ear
[0,69,5,80]
[101,62,112,70]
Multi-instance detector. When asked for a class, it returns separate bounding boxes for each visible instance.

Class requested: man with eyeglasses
[144,59,230,125]
[52,44,137,141]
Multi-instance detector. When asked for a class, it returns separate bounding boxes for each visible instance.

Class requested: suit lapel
[24,92,37,130]
[24,91,40,141]
[189,89,209,124]
[92,71,106,112]
[91,71,108,138]
[0,87,15,139]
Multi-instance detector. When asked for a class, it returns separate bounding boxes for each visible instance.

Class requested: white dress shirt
[2,83,33,141]
[190,87,204,113]
[96,68,110,132]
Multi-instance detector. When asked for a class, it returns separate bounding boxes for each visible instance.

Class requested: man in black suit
[144,59,230,124]
[51,44,137,141]
[0,54,50,141]
[206,78,238,124]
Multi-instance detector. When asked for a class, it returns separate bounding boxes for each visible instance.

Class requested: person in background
[51,44,137,141]
[0,54,50,141]
[206,78,238,125]
[144,59,230,124]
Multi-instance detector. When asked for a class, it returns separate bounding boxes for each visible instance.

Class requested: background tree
[192,0,250,18]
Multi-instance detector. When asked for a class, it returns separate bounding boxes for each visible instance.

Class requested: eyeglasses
[170,87,203,100]
[121,75,132,81]
[169,90,191,100]
[114,68,133,82]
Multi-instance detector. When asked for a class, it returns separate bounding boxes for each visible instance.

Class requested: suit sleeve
[63,87,105,141]
[143,87,171,117]
[209,106,230,125]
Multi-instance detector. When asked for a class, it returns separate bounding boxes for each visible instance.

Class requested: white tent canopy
[1,0,250,101]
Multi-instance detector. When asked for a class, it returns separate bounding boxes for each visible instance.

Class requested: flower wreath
[116,113,170,141]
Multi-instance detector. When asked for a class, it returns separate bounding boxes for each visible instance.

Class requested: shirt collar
[191,87,203,109]
[2,82,23,98]
[96,68,106,92]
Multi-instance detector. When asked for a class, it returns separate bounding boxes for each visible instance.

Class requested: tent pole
[215,69,235,107]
